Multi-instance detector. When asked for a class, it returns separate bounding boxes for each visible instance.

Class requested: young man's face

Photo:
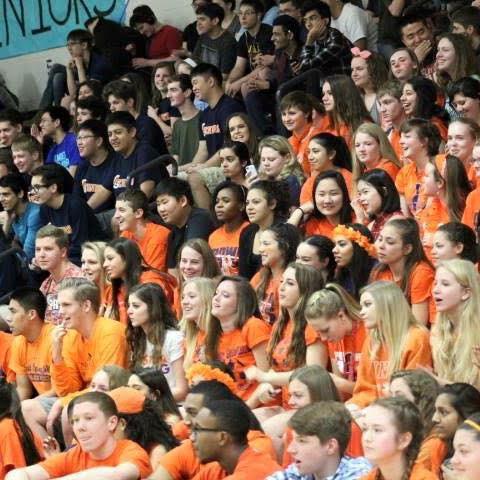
[0,186,22,212]
[167,81,189,108]
[196,14,217,35]
[272,25,291,50]
[379,94,404,124]
[183,393,204,427]
[107,124,136,156]
[287,431,334,476]
[7,299,31,336]
[191,75,211,101]
[67,39,87,58]
[279,1,302,21]
[303,9,327,33]
[451,22,470,36]
[70,401,118,454]
[39,112,58,137]
[400,21,433,50]
[30,175,55,205]
[156,193,186,226]
[191,407,221,464]
[114,200,141,232]
[107,95,132,113]
[76,108,94,126]
[11,148,39,174]
[238,5,261,29]
[35,236,66,273]
[0,121,22,147]
[76,129,101,159]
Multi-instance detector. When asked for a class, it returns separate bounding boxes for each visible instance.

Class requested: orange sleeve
[91,320,128,372]
[9,336,27,376]
[157,440,202,479]
[0,419,29,475]
[300,176,315,204]
[172,420,191,441]
[461,188,480,230]
[243,317,271,349]
[349,336,378,408]
[346,420,364,458]
[410,263,434,305]
[114,440,152,479]
[401,327,432,371]
[305,324,318,346]
[379,160,400,182]
[247,431,277,461]
[0,333,14,383]
[395,165,409,195]
[39,446,77,477]
[141,224,170,272]
[191,462,226,480]
[416,436,448,476]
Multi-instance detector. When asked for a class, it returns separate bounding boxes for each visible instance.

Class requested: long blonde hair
[351,123,400,183]
[179,277,216,369]
[361,281,422,377]
[258,135,305,184]
[81,241,108,292]
[431,259,480,387]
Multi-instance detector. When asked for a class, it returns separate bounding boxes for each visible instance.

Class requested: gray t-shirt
[193,31,237,74]
[171,113,201,165]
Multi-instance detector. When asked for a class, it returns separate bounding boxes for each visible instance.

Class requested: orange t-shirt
[0,331,14,383]
[322,121,354,148]
[415,435,448,476]
[121,222,171,272]
[39,439,152,479]
[300,168,353,204]
[417,197,450,260]
[388,129,403,163]
[395,162,427,218]
[270,320,319,407]
[326,320,366,384]
[360,463,439,480]
[0,418,44,478]
[10,323,54,395]
[349,325,432,408]
[209,222,250,276]
[51,316,127,397]
[289,122,326,176]
[192,446,281,480]
[431,117,448,141]
[366,158,400,182]
[304,216,337,239]
[158,432,276,479]
[462,187,480,231]
[250,273,281,326]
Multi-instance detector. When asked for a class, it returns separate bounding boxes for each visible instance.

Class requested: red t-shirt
[148,25,182,58]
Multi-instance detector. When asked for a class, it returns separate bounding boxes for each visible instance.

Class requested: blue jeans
[39,63,67,108]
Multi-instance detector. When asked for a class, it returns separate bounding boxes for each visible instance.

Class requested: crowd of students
[1,0,480,478]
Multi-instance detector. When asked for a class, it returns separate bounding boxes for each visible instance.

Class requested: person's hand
[43,436,61,458]
[244,365,260,382]
[225,80,241,97]
[0,211,9,227]
[52,322,68,361]
[247,78,269,91]
[147,105,159,120]
[256,383,281,404]
[46,400,63,437]
[30,124,44,145]
[255,54,275,68]
[472,0,480,8]
[299,201,314,215]
[132,57,150,69]
[290,60,302,75]
[306,23,327,45]
[414,40,432,64]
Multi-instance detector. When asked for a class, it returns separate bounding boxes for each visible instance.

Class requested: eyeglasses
[76,135,96,143]
[29,184,48,193]
[191,426,223,436]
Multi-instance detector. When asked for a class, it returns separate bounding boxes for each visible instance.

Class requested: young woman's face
[314,178,343,218]
[128,374,151,397]
[78,84,94,100]
[452,93,480,121]
[296,242,324,271]
[389,377,415,402]
[354,132,381,166]
[228,116,250,143]
[399,128,424,160]
[211,280,238,320]
[351,56,371,89]
[81,249,102,283]
[90,370,110,392]
[375,224,408,266]
[452,429,480,480]
[447,122,476,162]
[246,188,271,225]
[214,187,243,223]
[432,266,468,313]
[362,405,409,464]
[400,83,417,117]
[359,291,377,330]
[436,37,456,74]
[332,235,354,268]
[220,148,244,179]
[322,81,334,112]
[357,180,382,216]
[181,282,204,324]
[259,230,282,268]
[390,50,416,81]
[422,162,440,197]
[260,146,287,179]
[281,106,308,132]
[432,393,461,440]
[279,266,300,310]
[307,140,333,173]
[127,293,150,328]
[288,379,312,409]
[179,246,205,280]
[431,230,461,266]
[307,313,349,342]
[103,247,126,279]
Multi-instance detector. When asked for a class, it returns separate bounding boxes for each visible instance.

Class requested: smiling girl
[431,222,477,266]
[452,413,480,480]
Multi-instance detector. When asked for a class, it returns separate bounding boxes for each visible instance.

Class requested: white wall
[0,0,195,110]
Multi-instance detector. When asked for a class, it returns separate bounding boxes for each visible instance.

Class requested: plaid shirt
[299,27,353,76]
[266,456,372,480]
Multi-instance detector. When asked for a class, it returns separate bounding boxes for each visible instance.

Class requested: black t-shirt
[39,194,108,265]
[237,24,274,73]
[136,113,168,154]
[183,21,200,54]
[73,151,119,213]
[166,207,216,268]
[199,95,244,157]
[111,141,168,198]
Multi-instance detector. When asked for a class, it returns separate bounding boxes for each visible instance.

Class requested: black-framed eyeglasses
[29,184,48,193]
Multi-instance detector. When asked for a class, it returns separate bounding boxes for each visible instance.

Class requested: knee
[22,398,42,421]
[187,171,204,189]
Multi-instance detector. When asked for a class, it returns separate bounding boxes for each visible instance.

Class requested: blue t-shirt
[46,132,82,169]
[87,51,114,84]
[12,202,43,261]
[136,114,168,155]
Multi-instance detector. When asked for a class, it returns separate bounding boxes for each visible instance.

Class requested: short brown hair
[58,278,101,313]
[36,225,69,249]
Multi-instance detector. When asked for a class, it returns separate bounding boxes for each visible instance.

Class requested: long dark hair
[0,380,41,465]
[357,169,401,217]
[406,76,449,123]
[308,132,352,171]
[126,283,179,368]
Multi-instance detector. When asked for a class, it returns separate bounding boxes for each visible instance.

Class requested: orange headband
[333,225,376,257]
[186,363,237,394]
[464,419,480,432]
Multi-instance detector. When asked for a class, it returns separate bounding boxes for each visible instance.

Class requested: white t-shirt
[331,3,378,52]
[143,329,185,391]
